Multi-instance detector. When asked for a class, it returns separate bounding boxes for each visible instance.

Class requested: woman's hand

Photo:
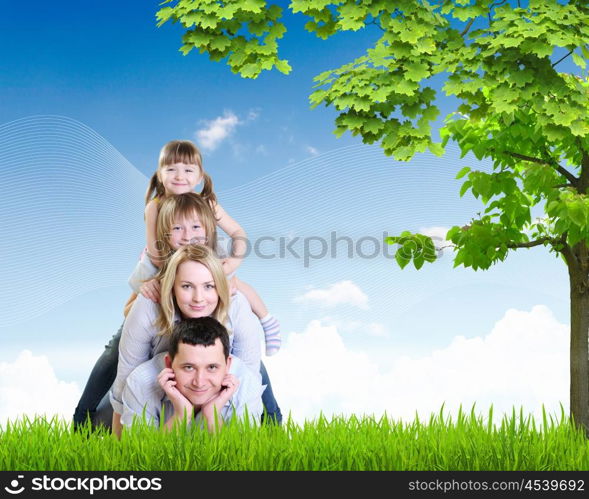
[139,278,161,303]
[157,367,192,420]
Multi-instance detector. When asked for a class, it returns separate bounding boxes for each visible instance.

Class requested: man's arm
[200,374,239,432]
[158,366,194,432]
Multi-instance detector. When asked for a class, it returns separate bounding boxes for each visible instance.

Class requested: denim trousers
[73,324,282,429]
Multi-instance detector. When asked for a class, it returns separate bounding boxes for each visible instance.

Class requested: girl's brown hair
[145,140,217,207]
[155,192,218,269]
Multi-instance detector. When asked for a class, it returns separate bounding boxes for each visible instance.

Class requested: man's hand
[157,367,192,421]
[201,374,239,431]
[140,278,161,303]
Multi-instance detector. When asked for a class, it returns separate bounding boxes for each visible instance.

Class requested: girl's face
[168,213,207,250]
[174,260,219,319]
[158,162,202,196]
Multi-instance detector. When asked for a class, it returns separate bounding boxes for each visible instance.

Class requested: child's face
[158,162,202,196]
[168,213,207,250]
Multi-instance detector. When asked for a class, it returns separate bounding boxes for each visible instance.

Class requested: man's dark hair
[168,317,230,360]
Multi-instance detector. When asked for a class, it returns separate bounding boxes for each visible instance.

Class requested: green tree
[156,0,589,434]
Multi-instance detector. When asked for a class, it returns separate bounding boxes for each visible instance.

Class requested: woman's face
[174,260,219,318]
[168,212,207,250]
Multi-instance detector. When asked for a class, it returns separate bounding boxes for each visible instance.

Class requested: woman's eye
[185,169,194,173]
[205,284,215,290]
[172,226,181,231]
[181,284,191,289]
[192,225,201,230]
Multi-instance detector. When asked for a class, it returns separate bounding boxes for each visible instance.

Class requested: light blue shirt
[121,352,264,428]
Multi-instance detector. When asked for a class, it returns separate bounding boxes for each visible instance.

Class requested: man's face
[170,339,231,409]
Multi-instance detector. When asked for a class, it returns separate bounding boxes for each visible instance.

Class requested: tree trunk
[566,243,589,436]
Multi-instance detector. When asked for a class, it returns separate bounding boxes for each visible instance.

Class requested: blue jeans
[73,324,282,429]
[72,324,122,429]
[260,361,282,424]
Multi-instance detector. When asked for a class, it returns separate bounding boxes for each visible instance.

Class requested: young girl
[140,139,280,356]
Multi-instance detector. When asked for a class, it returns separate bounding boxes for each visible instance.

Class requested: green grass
[1,406,588,470]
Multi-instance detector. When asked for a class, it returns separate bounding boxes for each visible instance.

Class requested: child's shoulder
[144,198,160,218]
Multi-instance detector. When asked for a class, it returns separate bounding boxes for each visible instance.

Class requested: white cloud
[265,305,569,425]
[196,109,260,152]
[195,111,242,152]
[321,316,390,338]
[256,144,269,155]
[306,146,319,156]
[0,350,81,426]
[247,110,260,121]
[294,281,369,310]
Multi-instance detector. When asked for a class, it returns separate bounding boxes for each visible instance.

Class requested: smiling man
[121,317,264,431]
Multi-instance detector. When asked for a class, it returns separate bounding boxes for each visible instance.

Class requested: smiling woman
[173,260,222,319]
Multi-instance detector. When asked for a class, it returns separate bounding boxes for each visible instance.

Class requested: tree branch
[367,19,385,33]
[460,18,475,37]
[504,150,578,186]
[507,237,552,249]
[552,50,574,68]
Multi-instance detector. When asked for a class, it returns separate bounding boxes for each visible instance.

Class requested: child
[141,140,280,356]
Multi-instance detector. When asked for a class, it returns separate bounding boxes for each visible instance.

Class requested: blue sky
[0,1,573,424]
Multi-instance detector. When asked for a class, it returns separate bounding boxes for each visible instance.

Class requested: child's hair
[156,244,229,337]
[155,192,218,264]
[145,140,217,206]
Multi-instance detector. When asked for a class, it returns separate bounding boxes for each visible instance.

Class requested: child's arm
[145,200,162,268]
[234,277,282,357]
[233,277,268,319]
[214,203,247,275]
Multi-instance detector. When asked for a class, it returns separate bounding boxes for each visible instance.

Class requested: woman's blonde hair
[145,140,217,206]
[156,244,229,337]
[155,192,218,267]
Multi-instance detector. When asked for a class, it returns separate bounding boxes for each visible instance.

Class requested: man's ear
[164,354,172,369]
[226,355,232,371]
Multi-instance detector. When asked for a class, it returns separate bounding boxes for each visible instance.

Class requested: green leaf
[572,52,586,70]
[404,62,430,82]
[395,249,410,269]
[274,59,292,74]
[568,202,587,227]
[459,180,472,197]
[456,166,471,179]
[428,142,444,156]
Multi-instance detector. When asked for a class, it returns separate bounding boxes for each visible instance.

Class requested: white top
[121,352,264,428]
[128,251,158,294]
[110,291,262,414]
